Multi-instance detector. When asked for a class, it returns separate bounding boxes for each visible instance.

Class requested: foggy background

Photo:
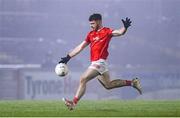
[0,0,180,100]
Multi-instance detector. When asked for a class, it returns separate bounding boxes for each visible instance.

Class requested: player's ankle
[73,96,79,105]
[125,80,132,86]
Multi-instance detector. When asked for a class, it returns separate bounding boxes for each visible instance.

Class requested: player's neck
[96,25,103,32]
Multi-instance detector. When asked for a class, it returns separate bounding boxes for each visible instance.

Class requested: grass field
[0,100,180,117]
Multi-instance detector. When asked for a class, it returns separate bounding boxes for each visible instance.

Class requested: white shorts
[88,59,108,75]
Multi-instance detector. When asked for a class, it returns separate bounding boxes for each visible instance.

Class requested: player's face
[89,20,101,31]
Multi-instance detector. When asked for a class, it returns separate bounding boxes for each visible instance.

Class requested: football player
[59,13,142,110]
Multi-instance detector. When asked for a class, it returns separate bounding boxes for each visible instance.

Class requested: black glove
[59,54,71,64]
[122,17,132,29]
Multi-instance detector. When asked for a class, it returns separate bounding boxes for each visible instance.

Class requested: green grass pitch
[0,100,180,117]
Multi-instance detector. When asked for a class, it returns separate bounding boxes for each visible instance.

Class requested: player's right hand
[59,54,71,64]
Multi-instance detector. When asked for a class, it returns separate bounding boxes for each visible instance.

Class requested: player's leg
[97,71,142,94]
[63,68,100,110]
[97,71,131,89]
[74,68,100,101]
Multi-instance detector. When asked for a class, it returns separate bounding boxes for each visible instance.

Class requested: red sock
[73,96,78,104]
[125,80,132,86]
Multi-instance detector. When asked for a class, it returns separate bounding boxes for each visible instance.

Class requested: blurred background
[0,0,180,100]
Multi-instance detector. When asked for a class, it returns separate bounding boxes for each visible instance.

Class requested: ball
[55,63,68,77]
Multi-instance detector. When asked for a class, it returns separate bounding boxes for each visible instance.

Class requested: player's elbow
[112,32,125,37]
[121,32,126,36]
[121,30,127,35]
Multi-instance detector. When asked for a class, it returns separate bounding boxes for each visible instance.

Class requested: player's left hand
[122,17,132,29]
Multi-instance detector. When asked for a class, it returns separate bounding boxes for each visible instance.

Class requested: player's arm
[59,41,89,64]
[112,17,132,37]
[68,41,89,58]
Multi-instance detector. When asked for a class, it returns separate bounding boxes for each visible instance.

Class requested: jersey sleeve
[108,28,114,38]
[85,33,91,43]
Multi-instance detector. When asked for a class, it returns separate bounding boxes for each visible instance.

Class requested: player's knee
[98,79,112,90]
[80,76,88,84]
[80,79,86,84]
[103,84,112,90]
[105,85,112,90]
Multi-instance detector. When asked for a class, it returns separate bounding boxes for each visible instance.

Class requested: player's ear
[97,20,102,25]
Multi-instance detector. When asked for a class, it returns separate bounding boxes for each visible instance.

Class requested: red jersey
[85,27,113,62]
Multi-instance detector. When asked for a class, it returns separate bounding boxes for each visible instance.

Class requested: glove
[59,54,71,64]
[122,17,132,29]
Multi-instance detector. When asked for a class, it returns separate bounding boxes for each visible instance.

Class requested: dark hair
[89,13,102,21]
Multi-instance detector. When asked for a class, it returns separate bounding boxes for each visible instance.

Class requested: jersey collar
[97,27,104,32]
